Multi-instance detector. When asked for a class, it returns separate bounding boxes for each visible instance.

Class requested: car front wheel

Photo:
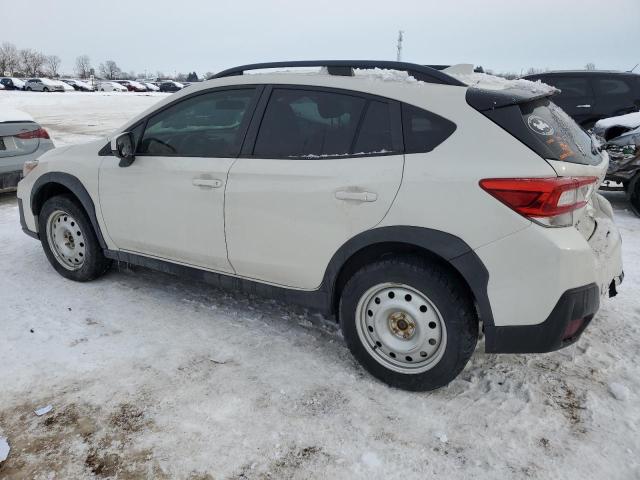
[339,256,478,391]
[38,195,112,281]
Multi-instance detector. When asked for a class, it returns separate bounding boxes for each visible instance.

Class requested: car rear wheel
[39,195,112,281]
[339,256,478,391]
[26,87,32,91]
[43,87,49,92]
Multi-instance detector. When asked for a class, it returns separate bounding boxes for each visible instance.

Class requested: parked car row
[1,77,187,93]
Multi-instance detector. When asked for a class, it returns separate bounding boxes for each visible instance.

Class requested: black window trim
[132,84,266,159]
[240,84,404,160]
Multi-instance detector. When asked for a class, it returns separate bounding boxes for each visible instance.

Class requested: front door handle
[576,104,591,108]
[192,178,223,188]
[335,190,378,202]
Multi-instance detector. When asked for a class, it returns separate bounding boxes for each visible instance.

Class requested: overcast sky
[4,0,639,77]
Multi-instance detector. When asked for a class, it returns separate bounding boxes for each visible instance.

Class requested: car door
[99,87,261,272]
[543,76,595,126]
[224,86,405,289]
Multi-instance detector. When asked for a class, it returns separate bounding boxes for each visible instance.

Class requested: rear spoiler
[466,86,557,112]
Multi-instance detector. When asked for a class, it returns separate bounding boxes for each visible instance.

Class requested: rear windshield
[520,99,602,165]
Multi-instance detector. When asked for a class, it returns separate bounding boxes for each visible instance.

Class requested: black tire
[43,87,49,92]
[38,195,112,281]
[627,173,640,217]
[339,256,478,391]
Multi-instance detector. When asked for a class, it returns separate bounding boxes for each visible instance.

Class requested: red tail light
[15,127,50,140]
[479,177,598,227]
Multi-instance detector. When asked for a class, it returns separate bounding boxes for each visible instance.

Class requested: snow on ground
[0,91,167,147]
[1,93,639,479]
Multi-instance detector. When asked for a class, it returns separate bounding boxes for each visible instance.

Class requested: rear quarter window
[401,104,456,153]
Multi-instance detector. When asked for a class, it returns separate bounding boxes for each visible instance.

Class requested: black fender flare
[321,226,494,326]
[30,172,108,249]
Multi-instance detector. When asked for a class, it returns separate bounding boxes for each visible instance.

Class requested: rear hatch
[0,121,44,159]
[467,85,607,229]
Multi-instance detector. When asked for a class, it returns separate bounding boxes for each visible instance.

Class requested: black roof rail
[210,60,466,86]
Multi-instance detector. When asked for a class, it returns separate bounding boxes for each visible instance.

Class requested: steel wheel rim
[46,210,86,271]
[355,282,447,374]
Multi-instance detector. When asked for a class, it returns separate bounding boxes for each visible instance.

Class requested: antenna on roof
[629,63,639,73]
[396,30,404,62]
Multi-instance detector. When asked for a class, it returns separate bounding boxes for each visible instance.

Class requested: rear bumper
[485,283,600,353]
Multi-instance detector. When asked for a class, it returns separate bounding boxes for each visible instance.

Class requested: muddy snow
[0,91,639,479]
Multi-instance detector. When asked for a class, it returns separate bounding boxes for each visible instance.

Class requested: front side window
[254,88,375,158]
[138,89,256,157]
[550,77,590,97]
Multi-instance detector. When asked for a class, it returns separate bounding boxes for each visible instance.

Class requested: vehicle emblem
[527,116,554,136]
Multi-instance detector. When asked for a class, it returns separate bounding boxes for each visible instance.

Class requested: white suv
[17,61,624,391]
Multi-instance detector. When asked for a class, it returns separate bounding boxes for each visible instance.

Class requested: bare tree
[0,42,20,75]
[585,62,596,71]
[20,48,47,76]
[526,67,544,76]
[75,55,92,79]
[46,55,61,77]
[99,60,121,80]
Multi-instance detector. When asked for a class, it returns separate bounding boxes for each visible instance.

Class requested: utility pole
[396,30,404,62]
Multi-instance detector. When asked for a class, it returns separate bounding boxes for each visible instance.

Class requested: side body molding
[25,179,495,330]
[30,172,108,249]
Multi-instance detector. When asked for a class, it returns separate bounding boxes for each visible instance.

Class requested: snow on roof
[353,68,422,84]
[0,107,35,123]
[595,111,640,131]
[447,68,558,94]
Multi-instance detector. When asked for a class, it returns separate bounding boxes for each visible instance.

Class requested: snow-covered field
[0,91,639,479]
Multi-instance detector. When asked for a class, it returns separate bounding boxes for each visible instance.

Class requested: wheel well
[32,182,79,216]
[332,242,478,318]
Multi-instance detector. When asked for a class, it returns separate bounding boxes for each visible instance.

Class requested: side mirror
[111,132,135,167]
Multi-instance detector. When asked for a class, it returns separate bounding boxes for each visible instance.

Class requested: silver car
[1,108,54,191]
[24,78,65,92]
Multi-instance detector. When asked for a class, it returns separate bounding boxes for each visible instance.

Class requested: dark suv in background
[524,70,640,128]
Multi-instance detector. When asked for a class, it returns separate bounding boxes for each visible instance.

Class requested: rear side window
[138,89,256,157]
[254,89,368,158]
[549,77,590,97]
[401,104,456,153]
[592,78,631,95]
[352,101,393,154]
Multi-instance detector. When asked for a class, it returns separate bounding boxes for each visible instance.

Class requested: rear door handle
[192,178,223,188]
[576,104,591,108]
[335,190,378,202]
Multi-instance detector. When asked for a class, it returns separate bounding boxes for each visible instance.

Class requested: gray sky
[4,0,640,77]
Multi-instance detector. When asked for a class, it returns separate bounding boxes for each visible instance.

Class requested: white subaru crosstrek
[17,61,623,391]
